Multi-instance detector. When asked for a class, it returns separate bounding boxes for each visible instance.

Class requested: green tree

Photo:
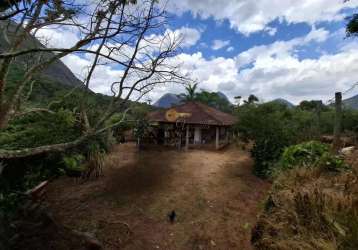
[235,102,296,176]
[244,94,259,105]
[298,100,326,111]
[180,83,199,101]
[346,13,358,37]
[234,95,242,107]
[0,0,188,158]
[195,90,233,112]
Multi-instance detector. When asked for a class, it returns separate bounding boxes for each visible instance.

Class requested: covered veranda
[148,101,236,150]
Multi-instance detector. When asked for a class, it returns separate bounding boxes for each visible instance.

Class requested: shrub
[274,141,350,175]
[0,109,80,150]
[84,143,106,178]
[317,153,350,172]
[278,141,329,170]
[63,154,86,172]
[236,102,297,176]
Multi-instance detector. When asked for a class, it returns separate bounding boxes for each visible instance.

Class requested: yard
[46,143,270,250]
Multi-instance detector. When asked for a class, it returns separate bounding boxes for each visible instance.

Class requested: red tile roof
[148,101,236,126]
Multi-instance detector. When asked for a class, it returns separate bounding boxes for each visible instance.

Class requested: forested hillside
[343,94,358,110]
[0,21,83,87]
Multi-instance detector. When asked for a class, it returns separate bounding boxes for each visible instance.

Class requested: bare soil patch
[46,143,270,250]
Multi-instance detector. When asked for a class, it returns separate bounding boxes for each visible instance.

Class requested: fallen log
[25,180,49,201]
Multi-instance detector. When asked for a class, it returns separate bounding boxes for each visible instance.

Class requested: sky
[37,0,358,104]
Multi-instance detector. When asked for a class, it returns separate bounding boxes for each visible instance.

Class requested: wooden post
[333,92,342,152]
[216,126,220,149]
[316,102,322,137]
[185,125,189,150]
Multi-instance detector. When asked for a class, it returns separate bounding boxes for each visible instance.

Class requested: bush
[236,102,298,176]
[251,132,292,177]
[0,109,80,150]
[317,153,350,172]
[63,154,86,172]
[235,101,358,177]
[274,141,350,174]
[278,141,329,170]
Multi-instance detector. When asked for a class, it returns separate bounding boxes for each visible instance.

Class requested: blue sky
[148,0,358,104]
[170,9,356,60]
[40,0,358,104]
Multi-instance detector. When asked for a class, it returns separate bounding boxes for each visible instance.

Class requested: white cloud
[148,29,358,104]
[235,27,330,67]
[265,27,277,36]
[32,6,358,106]
[226,46,234,52]
[35,24,201,98]
[35,26,80,48]
[167,0,358,35]
[54,24,357,105]
[211,39,231,50]
[174,27,202,48]
[303,26,330,43]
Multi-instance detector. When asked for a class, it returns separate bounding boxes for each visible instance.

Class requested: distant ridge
[343,94,358,110]
[153,93,182,108]
[154,91,232,109]
[0,20,83,88]
[217,91,230,102]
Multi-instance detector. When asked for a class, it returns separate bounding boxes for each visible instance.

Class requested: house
[147,101,236,150]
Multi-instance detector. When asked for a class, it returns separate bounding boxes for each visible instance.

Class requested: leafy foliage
[0,153,65,216]
[278,141,329,170]
[346,13,358,37]
[178,84,233,113]
[195,90,233,113]
[244,94,259,105]
[235,101,357,177]
[276,141,349,174]
[317,153,350,172]
[63,154,86,172]
[236,102,298,176]
[0,66,151,219]
[0,109,80,150]
[180,83,199,101]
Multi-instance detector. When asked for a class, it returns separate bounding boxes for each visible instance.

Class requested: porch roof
[148,101,236,126]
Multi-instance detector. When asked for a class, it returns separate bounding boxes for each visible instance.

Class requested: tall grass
[252,167,358,250]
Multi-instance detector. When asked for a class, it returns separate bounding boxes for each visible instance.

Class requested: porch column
[226,127,229,143]
[194,126,202,144]
[185,125,190,150]
[216,126,220,149]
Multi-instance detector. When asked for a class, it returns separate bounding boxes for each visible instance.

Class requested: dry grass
[252,160,358,250]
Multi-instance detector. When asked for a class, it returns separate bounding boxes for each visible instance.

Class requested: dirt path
[47,143,270,250]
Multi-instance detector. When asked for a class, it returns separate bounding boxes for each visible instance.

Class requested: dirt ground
[46,143,270,250]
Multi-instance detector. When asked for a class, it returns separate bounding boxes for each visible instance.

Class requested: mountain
[0,20,83,88]
[343,94,358,110]
[217,91,230,102]
[154,91,232,109]
[154,93,183,108]
[269,98,295,108]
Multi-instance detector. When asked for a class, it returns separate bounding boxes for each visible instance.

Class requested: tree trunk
[333,92,342,152]
[0,136,88,159]
[0,106,11,130]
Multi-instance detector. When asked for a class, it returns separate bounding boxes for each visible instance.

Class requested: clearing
[46,143,270,250]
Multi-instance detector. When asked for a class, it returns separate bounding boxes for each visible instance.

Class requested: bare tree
[0,0,189,158]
